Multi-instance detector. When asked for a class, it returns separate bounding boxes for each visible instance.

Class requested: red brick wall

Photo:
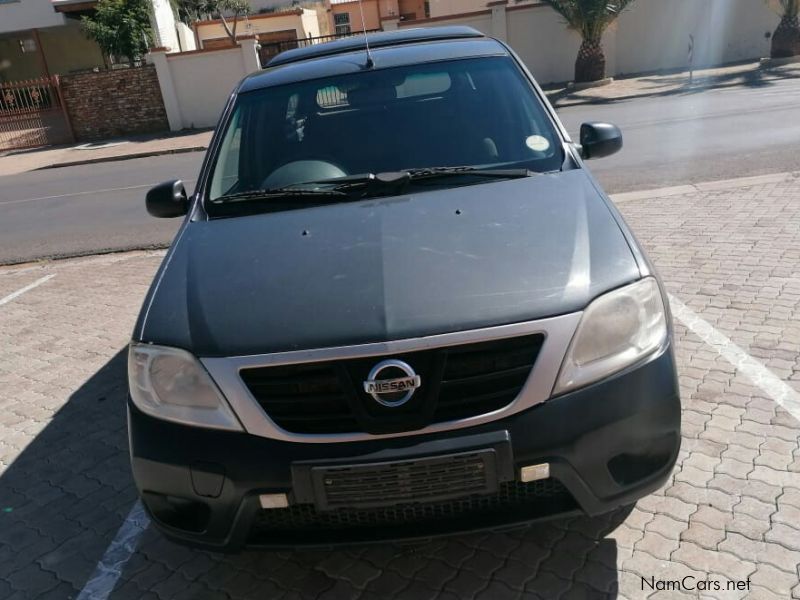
[60,65,168,141]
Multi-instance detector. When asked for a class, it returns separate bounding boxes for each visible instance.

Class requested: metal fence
[0,77,74,151]
[258,30,382,67]
[0,78,56,113]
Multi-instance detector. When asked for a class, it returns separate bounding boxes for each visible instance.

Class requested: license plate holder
[309,447,500,510]
[291,432,514,511]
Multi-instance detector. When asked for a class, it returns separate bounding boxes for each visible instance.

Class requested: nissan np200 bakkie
[129,27,681,551]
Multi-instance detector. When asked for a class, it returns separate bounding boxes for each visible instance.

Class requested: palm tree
[771,0,800,58]
[542,0,636,83]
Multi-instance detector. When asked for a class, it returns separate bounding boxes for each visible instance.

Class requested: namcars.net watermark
[642,576,751,593]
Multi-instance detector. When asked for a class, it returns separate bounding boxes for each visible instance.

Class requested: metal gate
[258,30,382,67]
[0,76,74,152]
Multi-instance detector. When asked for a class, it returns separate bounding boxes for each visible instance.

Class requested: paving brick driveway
[1,174,798,600]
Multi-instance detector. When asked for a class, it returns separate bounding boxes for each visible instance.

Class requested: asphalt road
[1,75,799,264]
[557,75,800,192]
[0,153,202,265]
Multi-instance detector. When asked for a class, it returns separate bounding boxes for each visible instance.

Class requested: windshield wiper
[404,166,535,181]
[216,168,537,205]
[212,187,348,204]
[297,167,535,194]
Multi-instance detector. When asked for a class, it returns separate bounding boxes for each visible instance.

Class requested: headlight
[554,277,667,395]
[128,344,243,431]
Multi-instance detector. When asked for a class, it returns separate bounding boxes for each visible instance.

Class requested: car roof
[238,27,509,94]
[269,26,485,67]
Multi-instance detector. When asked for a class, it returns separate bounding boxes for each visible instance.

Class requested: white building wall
[427,0,540,19]
[300,10,322,38]
[165,48,242,128]
[176,22,197,52]
[505,4,581,85]
[425,11,494,35]
[613,0,778,75]
[400,0,783,85]
[149,0,181,51]
[148,40,260,130]
[1,0,65,33]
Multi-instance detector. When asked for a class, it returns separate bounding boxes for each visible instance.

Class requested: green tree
[542,0,636,83]
[81,0,153,61]
[770,0,800,58]
[175,0,251,44]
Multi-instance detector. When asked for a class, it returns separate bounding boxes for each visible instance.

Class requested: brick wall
[60,65,169,141]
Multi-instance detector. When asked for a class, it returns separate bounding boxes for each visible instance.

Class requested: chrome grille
[240,334,544,435]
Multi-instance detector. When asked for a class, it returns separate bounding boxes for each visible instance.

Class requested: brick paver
[0,173,799,599]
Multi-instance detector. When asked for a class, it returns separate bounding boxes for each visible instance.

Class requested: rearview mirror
[146,180,189,218]
[579,122,623,160]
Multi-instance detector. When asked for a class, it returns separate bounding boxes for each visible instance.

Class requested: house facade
[306,0,540,35]
[0,0,105,82]
[427,0,539,19]
[52,0,193,54]
[0,0,192,83]
[329,0,428,32]
[194,8,322,50]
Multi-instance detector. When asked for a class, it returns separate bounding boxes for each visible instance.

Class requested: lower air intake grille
[248,479,575,545]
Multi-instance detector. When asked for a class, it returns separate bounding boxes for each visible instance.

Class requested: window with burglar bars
[334,13,351,35]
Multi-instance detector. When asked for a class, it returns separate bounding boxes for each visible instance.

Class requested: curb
[0,248,168,274]
[0,244,171,269]
[760,55,800,68]
[566,77,614,92]
[35,145,207,171]
[610,171,798,203]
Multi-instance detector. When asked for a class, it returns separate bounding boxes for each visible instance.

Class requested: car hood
[137,170,641,356]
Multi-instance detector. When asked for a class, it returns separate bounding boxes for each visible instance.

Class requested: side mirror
[579,122,623,160]
[146,180,189,218]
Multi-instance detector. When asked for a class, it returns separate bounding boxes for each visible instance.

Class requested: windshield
[207,56,563,204]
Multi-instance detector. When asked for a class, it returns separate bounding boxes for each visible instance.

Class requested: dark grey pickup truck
[128,26,680,551]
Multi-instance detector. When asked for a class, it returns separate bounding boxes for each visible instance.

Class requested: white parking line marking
[0,184,152,206]
[0,274,55,307]
[670,294,800,423]
[76,502,150,600]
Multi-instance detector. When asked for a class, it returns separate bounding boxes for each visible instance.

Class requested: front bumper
[128,344,681,551]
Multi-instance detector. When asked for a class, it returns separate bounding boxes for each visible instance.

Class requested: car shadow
[0,349,625,599]
[0,350,139,598]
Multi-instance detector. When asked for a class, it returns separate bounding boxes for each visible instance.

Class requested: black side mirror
[146,180,189,218]
[579,122,623,159]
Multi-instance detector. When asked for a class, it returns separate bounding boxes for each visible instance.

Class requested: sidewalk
[0,129,212,177]
[546,59,800,107]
